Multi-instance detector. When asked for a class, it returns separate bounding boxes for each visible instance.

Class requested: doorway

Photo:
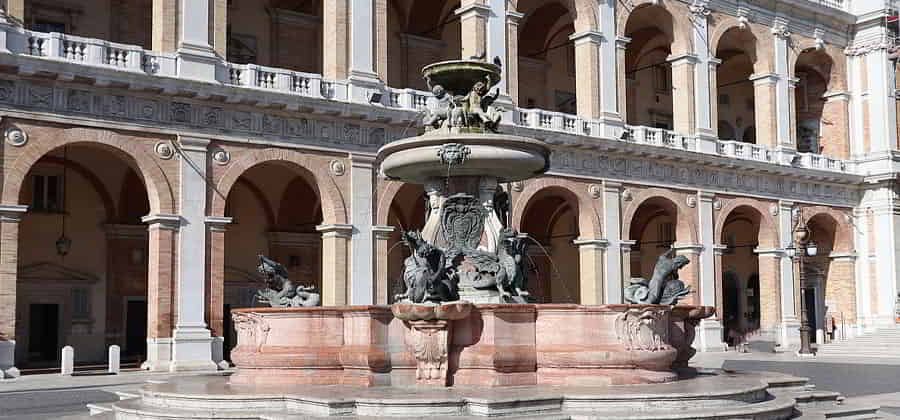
[804,287,818,344]
[28,303,59,363]
[125,299,147,360]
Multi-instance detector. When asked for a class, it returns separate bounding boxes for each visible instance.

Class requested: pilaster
[596,0,622,136]
[697,244,729,352]
[350,155,376,305]
[373,225,395,304]
[176,0,218,82]
[771,22,794,153]
[668,54,698,136]
[346,0,384,104]
[0,204,26,378]
[570,31,603,120]
[141,213,180,372]
[777,200,800,349]
[863,48,898,153]
[697,192,716,308]
[323,0,350,80]
[688,2,714,140]
[206,216,232,370]
[601,182,622,304]
[505,11,523,104]
[750,73,779,151]
[573,238,608,305]
[456,2,490,61]
[170,136,216,372]
[317,224,354,306]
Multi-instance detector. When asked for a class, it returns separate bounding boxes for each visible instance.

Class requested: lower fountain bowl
[377,133,550,184]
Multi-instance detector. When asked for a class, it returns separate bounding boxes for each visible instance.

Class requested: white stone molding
[205,216,233,232]
[141,214,181,230]
[0,204,27,222]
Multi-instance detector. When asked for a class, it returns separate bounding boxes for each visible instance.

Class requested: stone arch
[622,187,697,244]
[36,155,117,222]
[376,180,407,226]
[2,126,175,214]
[714,198,778,249]
[790,43,846,91]
[617,1,693,56]
[513,0,598,33]
[802,206,852,253]
[211,148,347,225]
[511,178,601,239]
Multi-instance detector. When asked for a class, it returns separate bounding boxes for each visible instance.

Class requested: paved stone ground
[1,353,899,418]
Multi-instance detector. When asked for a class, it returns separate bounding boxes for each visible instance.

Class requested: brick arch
[2,127,175,214]
[617,1,693,56]
[709,17,773,74]
[376,180,406,226]
[511,178,601,239]
[789,44,846,92]
[37,156,117,222]
[622,187,698,244]
[211,148,347,225]
[714,198,778,249]
[512,0,599,33]
[802,206,852,253]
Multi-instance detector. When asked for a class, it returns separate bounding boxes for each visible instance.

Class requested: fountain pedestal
[392,302,473,387]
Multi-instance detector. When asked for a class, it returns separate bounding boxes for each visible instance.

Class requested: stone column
[323,0,350,80]
[505,10,523,104]
[206,216,231,370]
[755,248,783,334]
[571,31,603,119]
[672,244,702,306]
[317,224,353,306]
[827,253,857,335]
[176,0,217,81]
[871,202,900,326]
[601,182,623,304]
[596,0,622,137]
[751,73,778,149]
[211,0,227,57]
[772,23,795,155]
[696,193,725,351]
[574,239,607,305]
[152,0,178,53]
[620,240,636,283]
[863,48,898,153]
[0,205,26,378]
[668,54,697,135]
[484,0,507,95]
[852,207,872,331]
[373,225,395,304]
[141,213,179,372]
[350,155,375,305]
[777,200,800,348]
[170,136,216,371]
[347,0,384,103]
[456,1,489,60]
[374,0,388,81]
[821,92,850,159]
[707,59,721,139]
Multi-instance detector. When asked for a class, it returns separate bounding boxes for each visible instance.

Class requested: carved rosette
[407,320,451,385]
[615,308,671,352]
[232,312,271,352]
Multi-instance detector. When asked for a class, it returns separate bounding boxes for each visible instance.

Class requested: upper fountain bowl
[423,60,501,94]
[377,133,550,184]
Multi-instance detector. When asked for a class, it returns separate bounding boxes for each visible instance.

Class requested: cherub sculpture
[422,84,453,130]
[624,249,691,305]
[256,255,320,307]
[461,77,502,131]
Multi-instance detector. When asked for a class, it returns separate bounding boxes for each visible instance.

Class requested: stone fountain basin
[229,303,713,387]
[377,133,550,183]
[422,60,502,94]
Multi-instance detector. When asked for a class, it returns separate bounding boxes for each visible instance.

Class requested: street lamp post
[788,209,817,356]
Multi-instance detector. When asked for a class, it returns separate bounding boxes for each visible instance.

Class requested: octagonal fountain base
[228,304,713,388]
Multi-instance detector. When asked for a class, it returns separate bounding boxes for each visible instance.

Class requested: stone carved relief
[329,160,346,176]
[232,312,271,352]
[28,85,52,108]
[437,143,471,166]
[170,102,192,123]
[588,184,601,199]
[4,126,26,146]
[155,141,175,160]
[406,320,450,385]
[615,308,670,352]
[713,200,724,211]
[686,195,697,208]
[0,80,15,102]
[511,181,524,192]
[212,149,230,165]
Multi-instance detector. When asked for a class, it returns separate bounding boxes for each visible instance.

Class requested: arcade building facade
[0,0,896,375]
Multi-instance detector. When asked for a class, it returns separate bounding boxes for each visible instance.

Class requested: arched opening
[520,188,580,303]
[226,0,323,72]
[222,161,323,360]
[16,144,150,371]
[517,0,576,113]
[24,0,153,48]
[385,184,427,303]
[387,0,461,90]
[804,213,841,344]
[624,5,676,129]
[627,197,682,280]
[715,28,758,144]
[794,50,834,154]
[720,206,762,347]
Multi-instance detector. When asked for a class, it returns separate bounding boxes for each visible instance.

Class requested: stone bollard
[61,346,74,375]
[108,345,120,374]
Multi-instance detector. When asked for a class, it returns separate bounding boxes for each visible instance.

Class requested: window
[31,174,63,212]
[658,222,675,247]
[653,64,671,93]
[72,288,90,319]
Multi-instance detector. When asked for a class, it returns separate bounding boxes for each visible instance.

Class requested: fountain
[95,59,853,419]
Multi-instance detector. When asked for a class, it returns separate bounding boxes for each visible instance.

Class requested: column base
[211,336,229,370]
[348,71,384,104]
[142,337,172,372]
[695,319,727,352]
[169,326,217,372]
[0,339,19,379]
[176,43,219,82]
[776,318,801,351]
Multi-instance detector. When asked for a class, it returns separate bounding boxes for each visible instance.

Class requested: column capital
[713,244,729,256]
[824,91,851,102]
[177,136,211,152]
[698,191,715,201]
[750,72,779,85]
[373,225,395,240]
[569,30,604,45]
[506,10,524,24]
[754,247,784,257]
[205,216,233,232]
[621,239,637,251]
[602,180,623,192]
[672,243,703,253]
[350,153,377,166]
[667,53,700,65]
[573,238,609,249]
[455,3,491,18]
[317,223,354,238]
[616,36,631,49]
[142,213,182,230]
[0,204,27,222]
[829,252,857,261]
